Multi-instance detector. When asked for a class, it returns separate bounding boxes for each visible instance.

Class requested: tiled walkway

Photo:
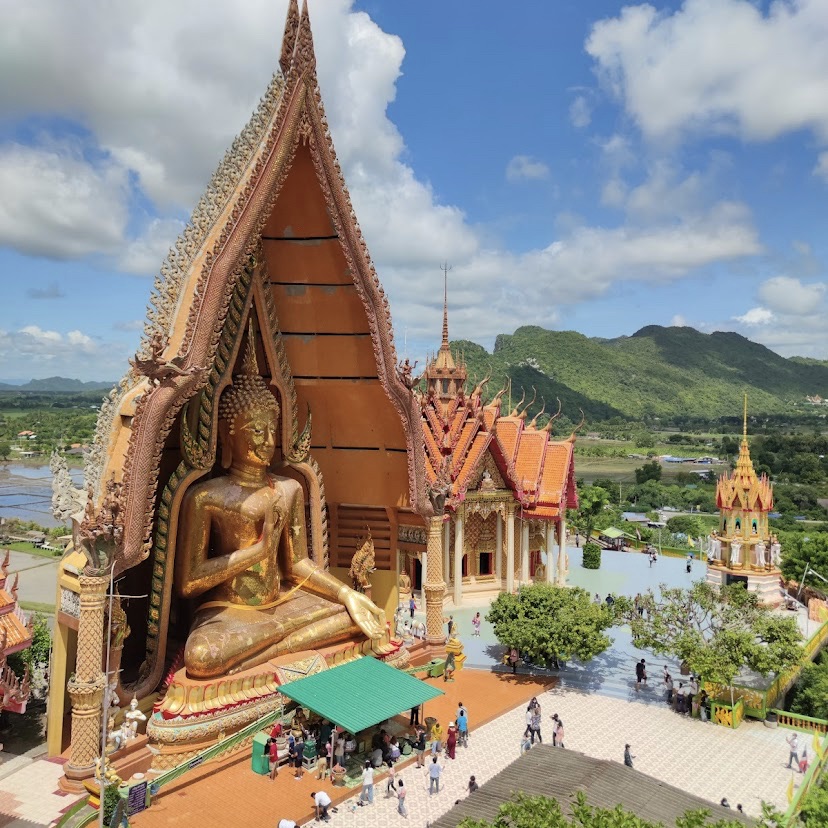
[0,756,78,827]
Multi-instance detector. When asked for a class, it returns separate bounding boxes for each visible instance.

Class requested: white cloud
[734,307,774,326]
[0,142,128,259]
[569,95,592,128]
[586,0,828,151]
[118,218,185,276]
[815,151,828,182]
[758,276,827,315]
[670,314,688,326]
[506,155,551,182]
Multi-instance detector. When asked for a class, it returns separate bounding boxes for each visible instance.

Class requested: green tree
[0,441,10,460]
[788,654,828,720]
[666,515,702,537]
[623,581,803,693]
[634,460,662,484]
[575,485,610,543]
[779,532,828,585]
[486,584,617,669]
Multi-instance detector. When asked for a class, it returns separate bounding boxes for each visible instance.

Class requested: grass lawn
[2,541,63,558]
[20,600,55,614]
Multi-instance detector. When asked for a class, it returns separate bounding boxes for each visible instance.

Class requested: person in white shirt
[360,761,375,804]
[311,790,331,821]
[277,821,297,828]
[428,756,442,794]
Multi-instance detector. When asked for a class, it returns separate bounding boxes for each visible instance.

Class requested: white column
[443,518,451,587]
[521,521,530,584]
[495,511,503,583]
[506,508,515,594]
[454,510,464,607]
[557,517,568,584]
[546,522,555,584]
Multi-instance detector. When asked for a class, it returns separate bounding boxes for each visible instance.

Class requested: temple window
[479,552,492,576]
[752,520,758,534]
[735,519,741,532]
[461,554,469,577]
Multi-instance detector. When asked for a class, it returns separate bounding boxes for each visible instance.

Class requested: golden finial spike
[241,318,259,376]
[743,392,748,438]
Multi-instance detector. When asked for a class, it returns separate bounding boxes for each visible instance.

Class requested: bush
[102,783,122,825]
[582,543,601,570]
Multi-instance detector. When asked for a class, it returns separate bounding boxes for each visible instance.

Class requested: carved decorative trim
[398,526,427,546]
[60,587,81,619]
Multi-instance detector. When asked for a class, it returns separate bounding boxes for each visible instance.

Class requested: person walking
[385,760,397,797]
[529,701,542,744]
[428,756,442,794]
[293,734,305,779]
[457,707,469,747]
[786,732,800,769]
[664,672,674,704]
[524,703,534,738]
[413,725,427,768]
[509,646,519,674]
[446,722,457,759]
[430,720,444,756]
[799,747,809,774]
[468,775,479,794]
[360,761,375,804]
[472,611,481,636]
[624,744,635,768]
[397,779,408,818]
[686,553,692,573]
[554,718,564,748]
[635,658,647,688]
[551,713,559,747]
[334,732,345,769]
[408,595,417,619]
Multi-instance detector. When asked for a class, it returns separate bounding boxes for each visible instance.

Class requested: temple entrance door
[413,558,422,591]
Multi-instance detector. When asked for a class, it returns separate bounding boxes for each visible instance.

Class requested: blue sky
[1,0,827,381]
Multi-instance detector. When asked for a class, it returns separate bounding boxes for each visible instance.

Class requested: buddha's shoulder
[267,474,304,499]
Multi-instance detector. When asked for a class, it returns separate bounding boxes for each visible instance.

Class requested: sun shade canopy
[278,656,444,734]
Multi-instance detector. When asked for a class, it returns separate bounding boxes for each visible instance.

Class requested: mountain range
[0,377,114,392]
[453,325,828,421]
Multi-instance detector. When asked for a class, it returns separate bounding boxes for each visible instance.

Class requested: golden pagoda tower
[706,395,782,604]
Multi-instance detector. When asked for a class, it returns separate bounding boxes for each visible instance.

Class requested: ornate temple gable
[466,447,507,492]
[81,1,427,582]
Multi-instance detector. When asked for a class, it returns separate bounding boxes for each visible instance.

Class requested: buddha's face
[229,409,277,468]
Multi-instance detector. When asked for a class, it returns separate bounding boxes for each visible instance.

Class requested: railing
[782,730,828,825]
[772,709,828,734]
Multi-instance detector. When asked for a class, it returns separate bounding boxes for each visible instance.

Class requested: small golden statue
[349,529,375,595]
[398,569,412,598]
[175,328,388,679]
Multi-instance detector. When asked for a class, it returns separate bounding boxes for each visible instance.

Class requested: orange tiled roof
[525,504,561,519]
[452,420,479,473]
[0,608,32,654]
[514,430,547,497]
[455,433,491,493]
[537,442,574,505]
[494,417,521,467]
[0,589,14,611]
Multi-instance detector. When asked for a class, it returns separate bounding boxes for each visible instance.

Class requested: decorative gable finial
[279,0,300,75]
[294,0,317,75]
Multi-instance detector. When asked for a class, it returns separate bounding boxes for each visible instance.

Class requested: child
[472,612,481,637]
[385,760,396,796]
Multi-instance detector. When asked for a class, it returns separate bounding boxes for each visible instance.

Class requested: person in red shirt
[270,722,282,740]
[268,738,280,780]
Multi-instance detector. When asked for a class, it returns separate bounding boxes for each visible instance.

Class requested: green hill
[453,325,828,421]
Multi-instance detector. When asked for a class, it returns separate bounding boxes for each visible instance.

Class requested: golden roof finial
[440,262,451,348]
[743,391,748,439]
[241,318,259,376]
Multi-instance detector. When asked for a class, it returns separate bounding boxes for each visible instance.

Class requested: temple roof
[716,399,773,512]
[0,554,33,658]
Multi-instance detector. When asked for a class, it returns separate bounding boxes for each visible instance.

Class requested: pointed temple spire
[441,263,450,347]
[424,264,466,404]
[279,0,300,75]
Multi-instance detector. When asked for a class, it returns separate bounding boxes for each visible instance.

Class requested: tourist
[524,703,534,738]
[786,733,800,769]
[311,790,332,822]
[385,760,397,796]
[409,595,417,619]
[287,739,298,779]
[294,734,305,778]
[457,706,469,747]
[676,682,686,714]
[472,611,481,636]
[699,690,709,722]
[720,798,730,808]
[277,820,297,828]
[624,744,634,768]
[334,732,345,768]
[593,593,602,604]
[389,736,401,763]
[509,646,519,674]
[446,721,457,759]
[528,699,542,744]
[430,720,444,755]
[520,732,532,754]
[268,737,279,780]
[428,756,442,794]
[397,779,408,818]
[325,738,333,772]
[635,658,647,688]
[664,672,674,704]
[799,746,809,774]
[686,553,692,573]
[360,760,375,804]
[605,594,615,607]
[551,713,559,747]
[409,703,421,726]
[468,775,479,793]
[446,615,456,640]
[662,665,669,683]
[270,720,283,740]
[736,804,744,814]
[554,718,565,748]
[413,725,427,768]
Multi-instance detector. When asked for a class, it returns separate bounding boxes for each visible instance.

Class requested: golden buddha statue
[175,337,388,679]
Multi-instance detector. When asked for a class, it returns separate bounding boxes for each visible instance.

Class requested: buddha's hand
[343,590,387,641]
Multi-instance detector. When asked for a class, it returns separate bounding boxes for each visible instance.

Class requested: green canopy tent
[278,656,444,735]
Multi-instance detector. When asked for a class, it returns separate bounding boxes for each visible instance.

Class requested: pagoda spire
[441,261,451,347]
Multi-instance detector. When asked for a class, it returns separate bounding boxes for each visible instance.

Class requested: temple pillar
[546,522,556,584]
[424,516,447,646]
[506,506,515,594]
[495,511,503,583]
[443,519,451,589]
[64,573,108,785]
[557,517,568,585]
[453,509,464,607]
[520,520,530,584]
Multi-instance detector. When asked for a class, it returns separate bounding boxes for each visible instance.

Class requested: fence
[782,730,828,825]
[772,710,828,735]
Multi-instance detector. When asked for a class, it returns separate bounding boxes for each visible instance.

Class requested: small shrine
[401,282,579,608]
[0,550,33,715]
[706,397,783,605]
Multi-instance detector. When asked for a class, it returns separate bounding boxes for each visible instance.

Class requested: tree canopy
[620,581,804,688]
[486,584,617,669]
